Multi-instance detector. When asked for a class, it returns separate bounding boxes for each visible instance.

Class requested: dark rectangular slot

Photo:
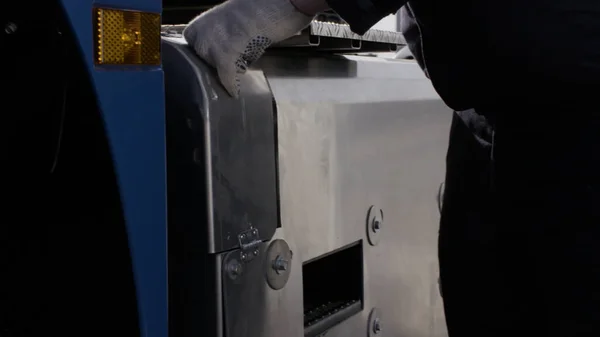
[303,241,363,337]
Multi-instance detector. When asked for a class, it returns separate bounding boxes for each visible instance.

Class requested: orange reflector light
[94,8,161,65]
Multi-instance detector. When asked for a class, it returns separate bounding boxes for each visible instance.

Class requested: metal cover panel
[261,54,451,336]
[220,54,451,337]
[162,37,279,253]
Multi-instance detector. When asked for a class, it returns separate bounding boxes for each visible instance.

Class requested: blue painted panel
[59,1,167,337]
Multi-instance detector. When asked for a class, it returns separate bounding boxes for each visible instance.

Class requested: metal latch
[237,227,262,263]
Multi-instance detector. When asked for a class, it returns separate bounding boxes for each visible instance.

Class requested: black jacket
[326,0,600,114]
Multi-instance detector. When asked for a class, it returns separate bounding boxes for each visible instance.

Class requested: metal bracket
[238,227,262,263]
[161,21,405,53]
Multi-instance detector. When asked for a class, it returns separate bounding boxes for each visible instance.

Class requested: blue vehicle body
[59,1,167,337]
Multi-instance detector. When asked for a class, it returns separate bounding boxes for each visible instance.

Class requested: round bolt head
[266,240,293,290]
[372,219,381,232]
[272,255,289,274]
[4,22,17,34]
[373,318,382,334]
[226,259,242,280]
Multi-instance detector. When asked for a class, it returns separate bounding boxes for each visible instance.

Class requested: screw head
[372,219,381,232]
[272,255,289,274]
[367,307,382,337]
[373,318,382,334]
[227,259,242,279]
[265,239,293,290]
[366,206,384,246]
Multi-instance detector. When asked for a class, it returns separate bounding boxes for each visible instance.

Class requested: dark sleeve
[326,0,407,35]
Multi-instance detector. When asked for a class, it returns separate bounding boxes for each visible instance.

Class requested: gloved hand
[183,0,316,97]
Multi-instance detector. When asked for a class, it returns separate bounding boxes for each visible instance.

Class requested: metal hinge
[238,227,262,263]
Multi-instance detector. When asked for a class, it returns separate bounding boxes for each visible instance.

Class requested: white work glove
[183,0,315,97]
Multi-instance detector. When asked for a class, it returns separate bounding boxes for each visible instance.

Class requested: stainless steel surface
[162,37,279,254]
[164,35,452,337]
[221,54,451,337]
[260,53,452,337]
[275,33,364,51]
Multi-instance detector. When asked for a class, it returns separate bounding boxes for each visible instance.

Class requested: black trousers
[439,109,600,336]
